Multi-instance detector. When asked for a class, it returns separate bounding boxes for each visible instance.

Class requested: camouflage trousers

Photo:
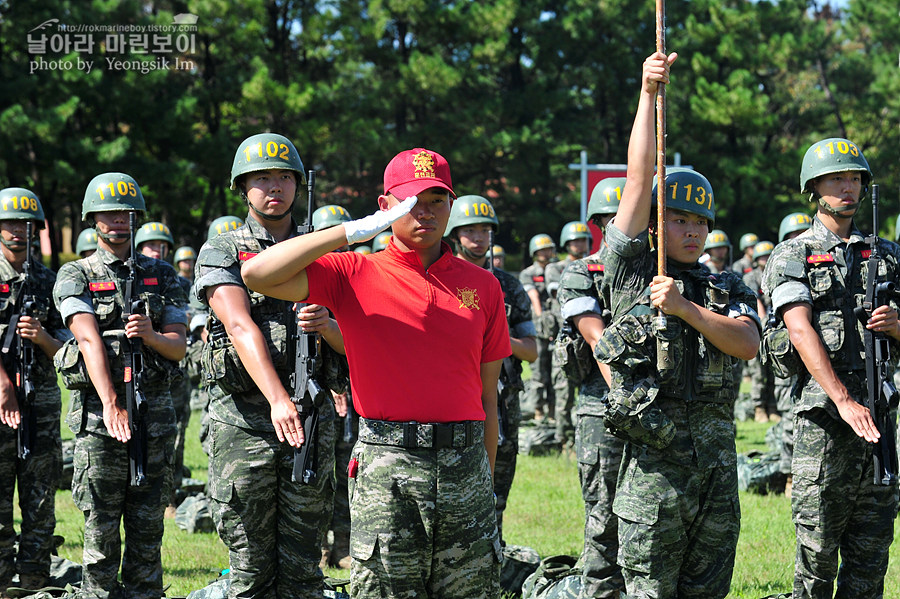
[792,408,897,599]
[171,375,193,499]
[208,415,336,599]
[523,338,554,418]
[576,414,624,598]
[494,389,522,540]
[614,446,739,599]
[552,356,577,447]
[774,379,794,475]
[329,408,359,559]
[72,432,174,599]
[747,356,776,414]
[348,425,501,599]
[0,424,61,585]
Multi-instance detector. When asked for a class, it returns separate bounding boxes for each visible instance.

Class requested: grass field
[17,403,900,598]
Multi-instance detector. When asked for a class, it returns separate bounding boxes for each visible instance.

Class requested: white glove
[344,195,418,245]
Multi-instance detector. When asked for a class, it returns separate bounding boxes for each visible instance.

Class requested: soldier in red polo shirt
[242,148,511,599]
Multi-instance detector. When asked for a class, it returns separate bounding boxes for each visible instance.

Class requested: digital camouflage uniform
[0,254,64,588]
[556,252,625,598]
[170,273,194,499]
[53,247,187,599]
[328,384,355,567]
[544,258,578,446]
[598,223,759,599]
[743,267,777,418]
[763,216,900,599]
[520,262,555,419]
[195,216,338,599]
[492,266,535,539]
[731,255,753,277]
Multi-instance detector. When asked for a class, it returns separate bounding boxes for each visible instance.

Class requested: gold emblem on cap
[413,150,436,179]
[457,287,481,310]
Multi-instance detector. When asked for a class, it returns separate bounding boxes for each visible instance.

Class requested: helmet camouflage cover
[446,195,499,236]
[82,172,146,220]
[230,133,306,190]
[0,187,45,227]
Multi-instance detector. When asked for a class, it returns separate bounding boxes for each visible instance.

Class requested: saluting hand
[271,397,305,448]
[344,195,418,244]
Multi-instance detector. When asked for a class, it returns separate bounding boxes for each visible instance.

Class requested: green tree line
[1,0,896,270]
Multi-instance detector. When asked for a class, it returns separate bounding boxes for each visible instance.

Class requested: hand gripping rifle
[124,212,148,486]
[1,221,37,459]
[290,170,328,484]
[854,184,900,486]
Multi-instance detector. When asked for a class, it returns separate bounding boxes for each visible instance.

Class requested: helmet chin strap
[98,231,132,243]
[460,245,487,263]
[816,195,859,219]
[0,237,27,252]
[244,192,294,222]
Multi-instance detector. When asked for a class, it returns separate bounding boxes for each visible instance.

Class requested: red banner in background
[586,170,626,254]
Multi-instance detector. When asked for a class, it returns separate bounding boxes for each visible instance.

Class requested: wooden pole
[655,0,666,277]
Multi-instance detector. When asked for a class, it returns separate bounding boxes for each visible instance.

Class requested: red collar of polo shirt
[382,239,455,272]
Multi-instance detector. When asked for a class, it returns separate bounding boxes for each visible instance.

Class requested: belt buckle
[433,424,453,449]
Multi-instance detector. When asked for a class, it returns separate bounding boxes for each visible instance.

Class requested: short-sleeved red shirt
[306,239,511,422]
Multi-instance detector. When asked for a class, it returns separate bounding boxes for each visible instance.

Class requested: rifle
[290,169,328,484]
[124,211,148,487]
[1,221,37,459]
[854,184,900,486]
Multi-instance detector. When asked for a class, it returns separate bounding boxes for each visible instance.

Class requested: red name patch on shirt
[807,254,834,264]
[587,264,604,272]
[89,282,116,291]
[861,250,872,259]
[143,278,158,286]
[532,275,545,282]
[239,251,258,262]
[0,284,9,293]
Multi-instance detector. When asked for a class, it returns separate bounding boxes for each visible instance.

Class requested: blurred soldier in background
[520,233,557,421]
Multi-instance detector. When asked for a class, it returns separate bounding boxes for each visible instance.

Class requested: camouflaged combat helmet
[312,205,353,232]
[75,228,99,256]
[739,233,759,253]
[588,177,626,220]
[778,212,812,242]
[752,240,775,263]
[800,138,871,216]
[529,233,555,256]
[174,246,196,263]
[651,167,715,226]
[207,215,244,241]
[230,133,306,190]
[135,221,174,249]
[82,172,145,220]
[704,229,730,250]
[446,195,499,237]
[372,231,392,252]
[560,221,591,248]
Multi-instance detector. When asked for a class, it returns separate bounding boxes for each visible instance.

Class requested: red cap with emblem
[383,148,455,199]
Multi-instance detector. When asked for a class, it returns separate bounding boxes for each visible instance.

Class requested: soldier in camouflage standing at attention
[0,188,65,594]
[545,221,591,447]
[445,194,537,539]
[174,246,196,282]
[743,240,780,424]
[556,177,625,598]
[703,229,732,274]
[731,233,758,276]
[520,233,557,421]
[194,133,340,599]
[53,173,188,599]
[243,147,510,599]
[763,138,899,599]
[135,221,193,511]
[596,53,760,598]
